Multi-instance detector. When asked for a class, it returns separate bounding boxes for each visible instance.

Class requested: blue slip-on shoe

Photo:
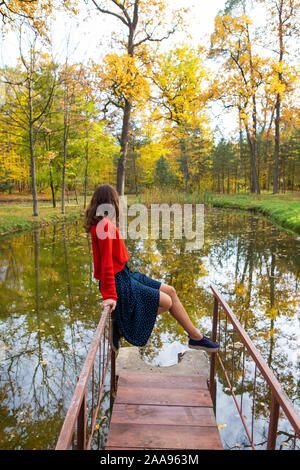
[188,335,219,353]
[110,319,122,352]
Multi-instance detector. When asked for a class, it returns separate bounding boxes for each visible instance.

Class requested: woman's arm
[97,219,118,302]
[102,298,117,311]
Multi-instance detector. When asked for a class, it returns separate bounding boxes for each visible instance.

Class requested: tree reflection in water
[0,209,298,449]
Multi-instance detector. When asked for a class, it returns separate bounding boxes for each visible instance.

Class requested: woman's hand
[102,298,117,312]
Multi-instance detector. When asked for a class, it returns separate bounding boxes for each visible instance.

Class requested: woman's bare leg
[157,290,172,315]
[158,283,203,340]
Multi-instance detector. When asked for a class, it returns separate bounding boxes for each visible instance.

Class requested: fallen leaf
[218,423,227,429]
[233,342,244,349]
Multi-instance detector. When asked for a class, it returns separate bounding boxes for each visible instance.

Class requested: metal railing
[55,306,116,450]
[209,283,300,450]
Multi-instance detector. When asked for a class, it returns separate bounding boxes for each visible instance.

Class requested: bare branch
[111,0,132,26]
[91,0,129,27]
[133,18,180,49]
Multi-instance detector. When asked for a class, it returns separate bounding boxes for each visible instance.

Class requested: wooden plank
[117,372,208,390]
[111,403,216,427]
[115,386,213,408]
[106,423,223,450]
[105,447,142,450]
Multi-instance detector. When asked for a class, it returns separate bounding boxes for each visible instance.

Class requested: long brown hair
[84,184,120,232]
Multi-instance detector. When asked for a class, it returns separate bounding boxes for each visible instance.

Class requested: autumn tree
[58,62,85,214]
[209,10,272,194]
[1,29,58,215]
[151,45,212,192]
[89,0,184,195]
[257,0,299,193]
[0,0,78,35]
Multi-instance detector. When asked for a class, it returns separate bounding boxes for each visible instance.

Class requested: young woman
[85,184,219,353]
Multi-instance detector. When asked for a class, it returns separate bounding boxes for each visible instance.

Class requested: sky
[52,0,228,64]
[0,0,238,139]
[1,0,228,65]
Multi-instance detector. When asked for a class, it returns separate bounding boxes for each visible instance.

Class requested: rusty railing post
[109,313,117,393]
[267,393,280,450]
[109,311,117,413]
[110,349,116,409]
[209,295,218,401]
[77,394,87,450]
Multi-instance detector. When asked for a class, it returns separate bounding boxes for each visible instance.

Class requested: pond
[0,207,299,450]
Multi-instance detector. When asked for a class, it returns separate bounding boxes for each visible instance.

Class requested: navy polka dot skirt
[100,263,161,347]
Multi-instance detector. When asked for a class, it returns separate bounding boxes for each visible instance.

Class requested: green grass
[209,193,300,234]
[135,188,300,235]
[1,190,300,236]
[0,200,84,236]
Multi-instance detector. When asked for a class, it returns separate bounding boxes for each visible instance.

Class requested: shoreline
[0,206,84,237]
[136,191,300,236]
[0,193,299,237]
[208,195,300,235]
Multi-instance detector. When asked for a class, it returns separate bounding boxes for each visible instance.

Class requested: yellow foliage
[0,1,78,36]
[0,150,29,183]
[95,53,150,107]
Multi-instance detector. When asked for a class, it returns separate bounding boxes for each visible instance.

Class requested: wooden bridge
[55,284,300,451]
[106,371,223,450]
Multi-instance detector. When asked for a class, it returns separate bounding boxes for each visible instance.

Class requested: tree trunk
[244,22,260,195]
[183,159,189,192]
[133,153,138,196]
[28,79,39,218]
[273,0,284,194]
[273,92,281,194]
[84,137,89,209]
[180,140,189,192]
[222,168,225,193]
[245,124,260,194]
[49,164,56,208]
[62,151,66,214]
[62,111,68,214]
[74,181,78,204]
[116,5,138,196]
[117,98,132,195]
[227,168,230,194]
[29,126,39,216]
[251,89,260,194]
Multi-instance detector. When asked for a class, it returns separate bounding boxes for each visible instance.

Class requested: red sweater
[91,217,129,301]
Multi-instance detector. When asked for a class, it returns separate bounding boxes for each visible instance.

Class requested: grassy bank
[1,190,299,237]
[136,189,300,235]
[0,200,84,236]
[208,193,300,234]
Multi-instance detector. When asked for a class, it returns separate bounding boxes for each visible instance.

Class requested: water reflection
[0,209,299,449]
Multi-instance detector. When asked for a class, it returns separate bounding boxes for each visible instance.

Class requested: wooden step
[106,371,223,450]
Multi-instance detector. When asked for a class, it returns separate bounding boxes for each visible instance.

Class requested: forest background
[0,0,299,234]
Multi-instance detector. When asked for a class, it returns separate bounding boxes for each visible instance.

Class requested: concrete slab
[116,346,209,378]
